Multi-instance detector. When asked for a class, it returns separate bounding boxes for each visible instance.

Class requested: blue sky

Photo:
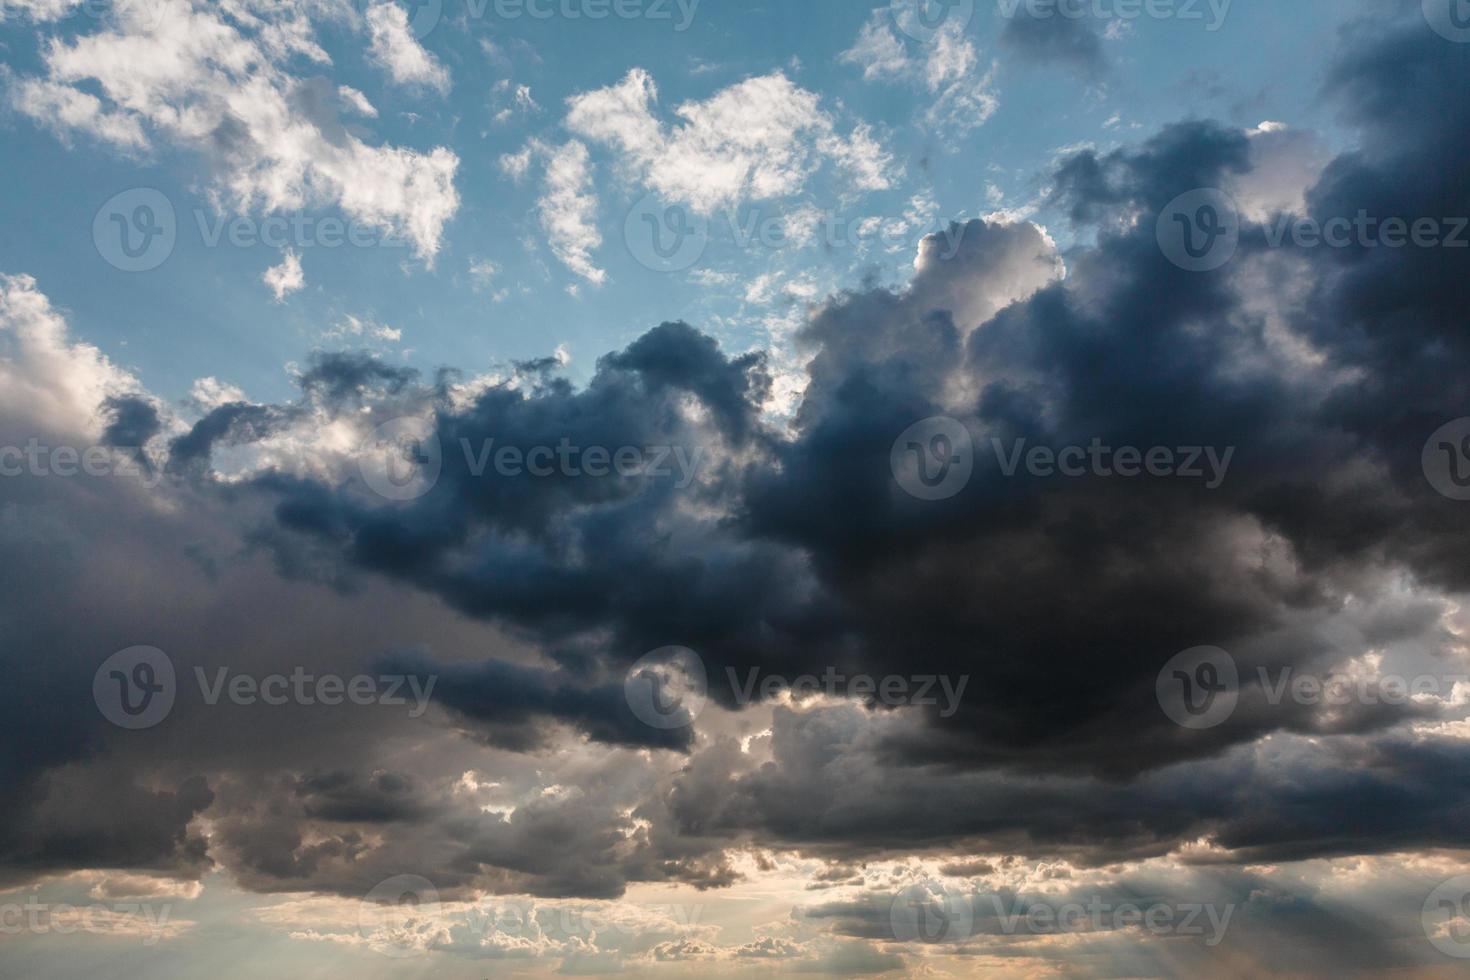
[2,0,1350,405]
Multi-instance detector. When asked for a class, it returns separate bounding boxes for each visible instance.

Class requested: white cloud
[839,12,998,141]
[0,273,144,438]
[9,78,149,150]
[187,376,247,412]
[564,68,895,213]
[365,0,450,94]
[491,79,539,123]
[8,0,460,260]
[467,257,498,290]
[507,140,606,286]
[839,14,910,80]
[1230,122,1331,222]
[263,249,304,302]
[337,85,378,118]
[325,313,401,343]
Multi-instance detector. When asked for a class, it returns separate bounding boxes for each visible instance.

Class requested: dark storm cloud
[379,651,696,752]
[3,7,1470,905]
[209,7,1469,810]
[99,395,161,450]
[1000,6,1108,76]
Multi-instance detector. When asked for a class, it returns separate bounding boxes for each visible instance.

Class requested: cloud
[502,139,607,286]
[7,0,460,259]
[4,17,1470,973]
[365,0,450,94]
[840,12,999,139]
[564,68,895,213]
[1000,5,1108,76]
[263,249,305,302]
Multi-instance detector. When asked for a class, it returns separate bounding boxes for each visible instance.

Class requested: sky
[1,0,1470,976]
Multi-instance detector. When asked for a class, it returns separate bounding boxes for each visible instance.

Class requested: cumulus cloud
[365,0,450,94]
[564,68,895,213]
[7,0,460,259]
[4,11,1470,979]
